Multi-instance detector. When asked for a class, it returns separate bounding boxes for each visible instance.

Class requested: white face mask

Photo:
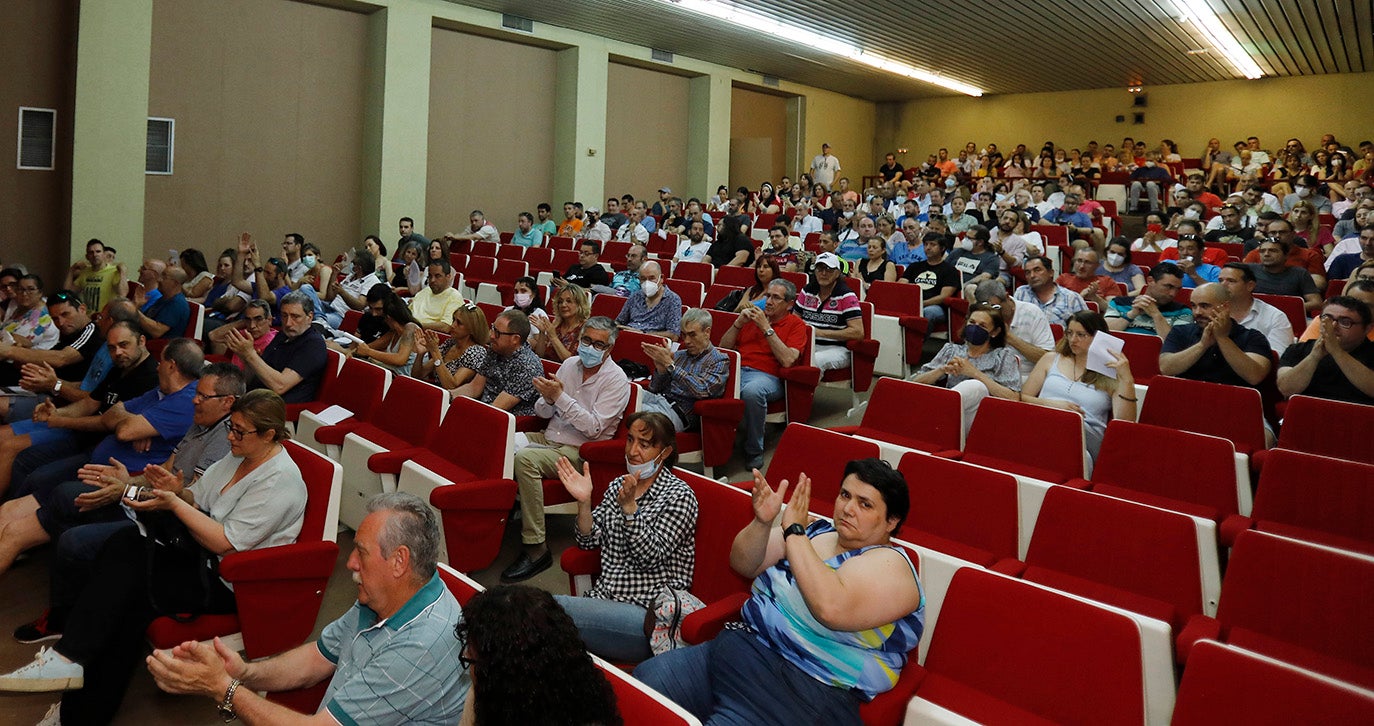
[513,292,533,307]
[843,210,855,218]
[956,238,975,252]
[1182,209,1200,220]
[1145,161,1156,167]
[641,280,660,298]
[1107,253,1125,266]
[1295,186,1312,198]
[945,177,957,189]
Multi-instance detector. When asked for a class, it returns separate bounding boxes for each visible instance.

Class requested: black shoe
[500,550,553,583]
[14,610,61,645]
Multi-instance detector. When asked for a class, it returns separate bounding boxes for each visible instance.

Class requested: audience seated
[972,280,1055,380]
[1055,248,1122,308]
[910,303,1022,432]
[794,253,863,372]
[560,240,611,290]
[1278,295,1374,405]
[615,261,681,340]
[1218,262,1295,353]
[1160,282,1274,387]
[640,309,730,432]
[225,291,328,405]
[1014,255,1088,328]
[1105,261,1193,339]
[720,279,807,470]
[408,258,465,331]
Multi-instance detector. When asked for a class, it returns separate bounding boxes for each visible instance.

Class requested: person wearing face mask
[910,304,1022,433]
[1127,151,1174,214]
[1283,174,1333,213]
[505,316,632,582]
[948,226,1002,295]
[1098,239,1147,297]
[551,411,697,662]
[615,261,682,341]
[291,242,341,328]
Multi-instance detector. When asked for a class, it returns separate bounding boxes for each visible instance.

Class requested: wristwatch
[783,523,806,540]
[218,678,241,722]
[764,328,776,338]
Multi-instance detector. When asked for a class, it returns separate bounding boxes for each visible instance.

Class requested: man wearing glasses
[455,309,544,416]
[503,316,631,582]
[721,279,809,471]
[1278,295,1374,405]
[225,291,328,405]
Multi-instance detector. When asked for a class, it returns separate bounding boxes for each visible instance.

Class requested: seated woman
[1099,237,1147,296]
[533,283,589,362]
[350,287,421,376]
[0,390,307,725]
[909,303,1022,430]
[178,249,214,301]
[1019,310,1136,467]
[857,237,897,292]
[390,241,425,296]
[553,412,697,663]
[717,256,781,313]
[413,302,489,390]
[635,458,924,724]
[457,585,620,726]
[200,249,249,332]
[506,276,550,326]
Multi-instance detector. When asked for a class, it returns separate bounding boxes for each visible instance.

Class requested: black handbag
[138,510,222,621]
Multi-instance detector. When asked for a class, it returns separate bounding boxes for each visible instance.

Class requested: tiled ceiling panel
[447,0,1372,100]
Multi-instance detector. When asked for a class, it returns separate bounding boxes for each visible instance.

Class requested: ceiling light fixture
[1170,0,1264,79]
[664,0,983,96]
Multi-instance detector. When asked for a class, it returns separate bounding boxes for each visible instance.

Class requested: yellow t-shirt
[77,264,120,312]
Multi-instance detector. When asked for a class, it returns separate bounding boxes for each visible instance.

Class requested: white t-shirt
[1010,302,1055,380]
[810,153,841,187]
[674,239,713,262]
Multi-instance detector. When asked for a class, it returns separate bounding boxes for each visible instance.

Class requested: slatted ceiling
[445,0,1372,99]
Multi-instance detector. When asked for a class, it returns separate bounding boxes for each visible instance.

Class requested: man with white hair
[614,261,682,341]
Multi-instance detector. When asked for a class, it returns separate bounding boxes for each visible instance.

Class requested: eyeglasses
[488,325,520,338]
[579,336,611,352]
[1320,314,1362,331]
[244,315,269,324]
[455,633,480,670]
[227,424,263,439]
[193,392,234,403]
[1063,330,1094,340]
[17,286,40,294]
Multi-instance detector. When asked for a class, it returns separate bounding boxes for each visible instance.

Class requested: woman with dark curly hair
[457,585,621,726]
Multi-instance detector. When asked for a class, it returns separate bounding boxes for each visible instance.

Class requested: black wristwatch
[783,523,806,540]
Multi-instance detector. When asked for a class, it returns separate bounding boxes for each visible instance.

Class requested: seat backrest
[1275,395,1374,466]
[590,294,627,320]
[368,376,447,447]
[524,246,555,269]
[858,378,962,453]
[779,271,807,290]
[599,657,701,725]
[865,280,921,317]
[1024,486,1205,630]
[961,397,1085,483]
[1254,449,1374,552]
[1138,375,1266,454]
[670,260,714,286]
[1109,331,1161,384]
[896,452,1018,565]
[433,396,515,480]
[1092,419,1241,518]
[329,358,389,421]
[186,301,205,340]
[284,440,342,544]
[924,568,1146,725]
[602,240,631,265]
[713,265,756,288]
[465,255,497,280]
[496,243,522,259]
[552,248,580,270]
[339,309,363,334]
[706,309,736,345]
[610,329,667,372]
[471,240,498,258]
[1030,224,1070,249]
[665,278,704,307]
[676,468,754,602]
[448,253,469,274]
[548,235,575,251]
[1172,640,1374,725]
[437,562,482,604]
[765,425,880,518]
[1254,293,1308,335]
[494,259,528,282]
[1219,530,1374,686]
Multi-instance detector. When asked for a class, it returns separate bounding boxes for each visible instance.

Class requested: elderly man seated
[1055,248,1122,309]
[614,261,682,341]
[721,279,808,471]
[1013,256,1087,328]
[639,309,730,432]
[1278,295,1374,406]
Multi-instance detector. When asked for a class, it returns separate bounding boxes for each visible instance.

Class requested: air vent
[146,118,174,175]
[651,48,674,63]
[501,14,533,32]
[17,107,55,170]
[762,75,780,87]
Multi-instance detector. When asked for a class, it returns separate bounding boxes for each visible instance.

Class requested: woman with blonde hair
[413,302,490,390]
[533,283,590,361]
[1288,199,1335,255]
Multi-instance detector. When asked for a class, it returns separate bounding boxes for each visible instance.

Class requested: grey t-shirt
[188,445,306,558]
[1248,264,1318,297]
[171,418,233,479]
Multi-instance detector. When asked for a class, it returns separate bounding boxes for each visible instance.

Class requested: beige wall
[729,87,788,190]
[427,28,557,238]
[0,0,76,286]
[144,0,368,261]
[879,72,1374,161]
[803,89,876,186]
[605,63,689,205]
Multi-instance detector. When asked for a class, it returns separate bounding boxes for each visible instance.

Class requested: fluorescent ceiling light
[1171,0,1264,79]
[664,0,983,96]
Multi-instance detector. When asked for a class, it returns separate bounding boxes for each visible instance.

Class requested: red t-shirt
[1055,273,1122,298]
[737,314,810,377]
[1242,245,1325,275]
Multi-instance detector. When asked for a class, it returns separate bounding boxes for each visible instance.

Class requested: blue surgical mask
[302,255,317,270]
[578,343,605,368]
[626,457,659,481]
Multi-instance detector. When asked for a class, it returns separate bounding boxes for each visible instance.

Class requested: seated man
[1246,237,1323,312]
[560,240,611,290]
[615,204,651,244]
[614,261,682,341]
[602,244,645,297]
[1127,152,1173,213]
[443,209,500,244]
[973,280,1055,381]
[1054,248,1122,309]
[762,225,802,272]
[225,291,328,405]
[1204,204,1255,245]
[1172,234,1221,290]
[887,218,927,267]
[456,309,545,416]
[900,232,960,322]
[1105,262,1194,339]
[721,279,808,470]
[147,491,468,725]
[1160,283,1273,389]
[1277,295,1374,405]
[0,291,101,420]
[640,308,730,432]
[1217,263,1294,354]
[575,206,612,242]
[0,321,161,501]
[503,316,631,582]
[795,253,863,372]
[0,363,240,614]
[673,219,714,264]
[408,259,465,332]
[1042,193,1105,251]
[1326,224,1374,281]
[1242,219,1326,292]
[1013,256,1087,328]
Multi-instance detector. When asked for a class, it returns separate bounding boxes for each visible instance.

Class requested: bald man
[137,265,190,338]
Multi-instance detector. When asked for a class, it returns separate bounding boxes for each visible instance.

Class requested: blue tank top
[741,520,925,700]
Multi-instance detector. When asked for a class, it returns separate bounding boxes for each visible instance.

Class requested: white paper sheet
[1086,333,1126,379]
[313,404,355,426]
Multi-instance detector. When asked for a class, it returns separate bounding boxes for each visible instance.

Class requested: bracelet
[1117,393,1138,401]
[218,678,242,722]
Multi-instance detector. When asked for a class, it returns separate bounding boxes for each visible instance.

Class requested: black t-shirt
[356,313,388,345]
[90,353,159,413]
[1248,264,1318,297]
[901,260,961,300]
[600,212,629,232]
[707,236,756,269]
[1278,339,1374,405]
[258,325,329,404]
[1204,226,1254,245]
[54,322,103,383]
[562,264,610,289]
[1162,322,1272,387]
[879,163,904,181]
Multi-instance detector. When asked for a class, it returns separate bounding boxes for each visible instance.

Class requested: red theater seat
[895,452,1019,568]
[942,396,1085,484]
[1172,641,1374,725]
[1222,449,1374,556]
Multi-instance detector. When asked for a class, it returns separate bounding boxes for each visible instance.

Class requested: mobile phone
[168,249,179,264]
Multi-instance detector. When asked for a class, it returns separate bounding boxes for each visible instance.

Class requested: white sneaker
[0,647,83,692]
[36,702,61,726]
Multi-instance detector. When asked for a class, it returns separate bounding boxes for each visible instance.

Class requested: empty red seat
[1222,449,1374,555]
[834,378,962,455]
[589,293,627,320]
[548,235,575,251]
[665,278,705,307]
[1172,640,1374,725]
[713,265,757,288]
[895,452,1019,568]
[945,396,1085,484]
[670,260,714,286]
[294,357,390,455]
[1177,530,1374,687]
[701,283,741,309]
[524,246,557,274]
[1139,376,1266,456]
[1110,331,1161,385]
[1253,395,1374,470]
[335,376,448,529]
[470,240,498,258]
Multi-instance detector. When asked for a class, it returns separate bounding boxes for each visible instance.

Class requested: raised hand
[1105,350,1134,385]
[616,473,650,515]
[223,328,255,356]
[749,468,790,525]
[555,456,594,504]
[780,473,813,530]
[143,462,186,495]
[641,340,674,368]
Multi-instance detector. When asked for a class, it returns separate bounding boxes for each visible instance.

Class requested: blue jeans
[633,629,860,725]
[738,368,783,458]
[923,304,946,323]
[554,594,653,663]
[295,284,340,327]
